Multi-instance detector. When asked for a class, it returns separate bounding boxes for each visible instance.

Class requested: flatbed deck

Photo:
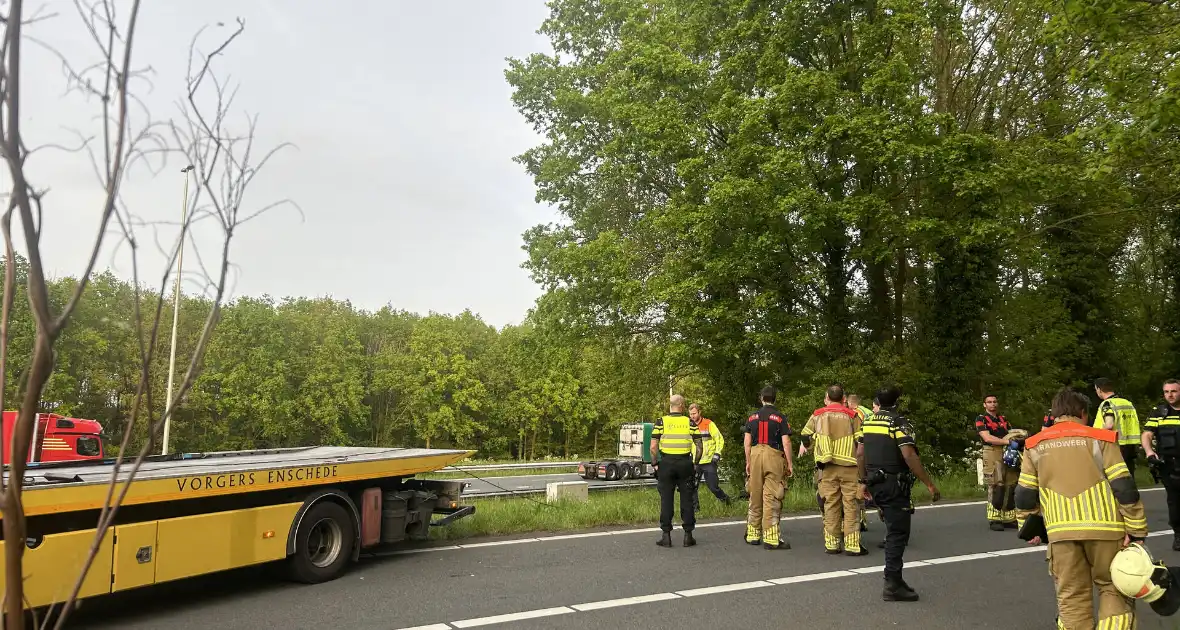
[6,446,472,517]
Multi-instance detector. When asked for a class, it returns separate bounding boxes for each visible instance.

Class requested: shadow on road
[48,548,411,629]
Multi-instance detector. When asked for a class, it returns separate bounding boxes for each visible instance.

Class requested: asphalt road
[459,471,657,496]
[62,489,1180,630]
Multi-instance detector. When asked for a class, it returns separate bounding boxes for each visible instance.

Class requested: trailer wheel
[605,463,619,481]
[620,463,632,479]
[286,500,355,584]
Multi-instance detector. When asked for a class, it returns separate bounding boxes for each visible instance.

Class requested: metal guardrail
[443,461,580,472]
[466,478,658,498]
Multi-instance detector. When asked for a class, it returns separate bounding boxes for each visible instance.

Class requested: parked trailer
[578,423,655,481]
[1,445,475,611]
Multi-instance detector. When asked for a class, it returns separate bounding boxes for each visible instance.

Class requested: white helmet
[1111,542,1167,602]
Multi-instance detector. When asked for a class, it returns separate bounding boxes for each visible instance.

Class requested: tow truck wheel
[605,463,619,481]
[286,500,355,584]
[620,463,632,479]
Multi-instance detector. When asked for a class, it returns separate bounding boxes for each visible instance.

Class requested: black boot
[1172,536,1180,552]
[683,531,696,547]
[657,531,672,547]
[877,539,886,549]
[989,521,1005,532]
[883,576,919,602]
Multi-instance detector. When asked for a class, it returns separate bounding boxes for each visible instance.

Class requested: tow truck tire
[620,463,632,480]
[286,500,355,584]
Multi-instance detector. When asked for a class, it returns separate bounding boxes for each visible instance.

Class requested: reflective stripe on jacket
[653,412,702,456]
[1014,418,1148,541]
[697,418,724,463]
[1093,396,1141,446]
[801,404,859,466]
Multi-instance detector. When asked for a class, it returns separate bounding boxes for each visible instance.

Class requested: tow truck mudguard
[288,487,363,562]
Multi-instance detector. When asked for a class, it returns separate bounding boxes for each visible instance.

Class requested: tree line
[505,0,1180,468]
[2,255,683,460]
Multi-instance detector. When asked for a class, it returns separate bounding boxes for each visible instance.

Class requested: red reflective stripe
[758,420,768,444]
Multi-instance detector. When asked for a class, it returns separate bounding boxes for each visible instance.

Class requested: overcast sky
[12,0,558,329]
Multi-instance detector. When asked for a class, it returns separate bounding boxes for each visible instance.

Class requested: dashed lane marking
[391,527,1176,630]
[376,488,1165,558]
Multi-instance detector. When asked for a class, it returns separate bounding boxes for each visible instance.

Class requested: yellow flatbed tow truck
[1,445,475,610]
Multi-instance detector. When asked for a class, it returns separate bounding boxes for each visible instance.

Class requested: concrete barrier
[546,480,589,504]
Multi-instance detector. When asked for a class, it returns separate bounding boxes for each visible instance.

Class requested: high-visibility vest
[697,418,724,463]
[1094,396,1141,446]
[856,406,873,423]
[654,413,701,455]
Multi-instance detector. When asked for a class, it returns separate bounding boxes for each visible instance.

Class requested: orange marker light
[262,530,275,539]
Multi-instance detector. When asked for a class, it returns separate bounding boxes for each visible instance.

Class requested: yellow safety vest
[697,418,725,463]
[857,406,873,423]
[1093,396,1141,446]
[653,413,701,456]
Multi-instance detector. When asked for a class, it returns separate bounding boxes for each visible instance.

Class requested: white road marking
[387,487,1166,557]
[458,539,540,548]
[923,552,997,565]
[450,606,575,628]
[572,592,682,611]
[675,580,774,597]
[392,523,1177,630]
[543,531,615,541]
[769,570,855,585]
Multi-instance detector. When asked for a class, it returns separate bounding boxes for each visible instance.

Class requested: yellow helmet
[1111,542,1167,602]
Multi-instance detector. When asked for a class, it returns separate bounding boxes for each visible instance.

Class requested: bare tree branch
[0,2,292,626]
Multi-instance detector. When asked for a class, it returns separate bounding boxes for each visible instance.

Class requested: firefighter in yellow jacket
[744,385,794,550]
[801,384,867,555]
[1015,388,1149,630]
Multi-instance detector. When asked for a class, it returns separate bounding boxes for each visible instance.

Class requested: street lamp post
[161,164,194,455]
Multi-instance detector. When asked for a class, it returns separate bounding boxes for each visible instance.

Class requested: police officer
[1094,377,1142,480]
[1014,387,1148,629]
[975,394,1017,531]
[801,384,866,555]
[744,385,794,550]
[1143,379,1180,551]
[690,403,731,509]
[650,394,704,548]
[858,385,939,601]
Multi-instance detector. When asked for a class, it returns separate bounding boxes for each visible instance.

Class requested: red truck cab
[2,411,105,465]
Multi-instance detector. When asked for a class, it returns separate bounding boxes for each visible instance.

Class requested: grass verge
[429,469,986,541]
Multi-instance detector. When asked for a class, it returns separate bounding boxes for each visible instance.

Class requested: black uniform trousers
[657,453,696,532]
[693,461,729,510]
[869,474,913,580]
[1121,445,1138,483]
[1162,458,1180,534]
